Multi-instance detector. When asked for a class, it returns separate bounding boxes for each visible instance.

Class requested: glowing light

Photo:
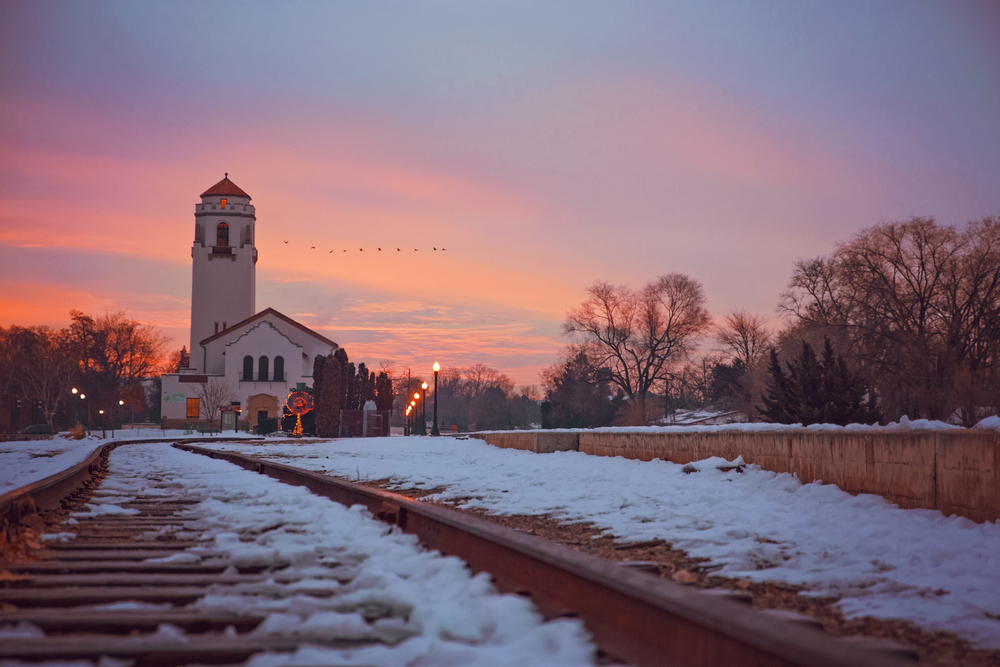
[71,388,78,394]
[433,362,440,372]
[414,392,420,400]
[79,394,86,400]
[119,400,124,405]
[421,382,428,390]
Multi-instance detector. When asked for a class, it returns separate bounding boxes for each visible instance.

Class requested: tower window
[220,198,227,208]
[216,222,230,247]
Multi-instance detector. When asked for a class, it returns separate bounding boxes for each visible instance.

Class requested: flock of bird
[282,241,447,252]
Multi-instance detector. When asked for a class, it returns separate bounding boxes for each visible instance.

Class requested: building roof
[201,174,251,199]
[199,307,338,349]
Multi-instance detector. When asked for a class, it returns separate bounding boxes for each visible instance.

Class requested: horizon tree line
[544,215,1000,428]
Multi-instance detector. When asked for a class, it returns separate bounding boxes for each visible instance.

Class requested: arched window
[242,356,253,381]
[273,356,284,382]
[216,222,230,247]
[258,356,269,382]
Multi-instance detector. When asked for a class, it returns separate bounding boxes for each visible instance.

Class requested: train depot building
[160,176,337,430]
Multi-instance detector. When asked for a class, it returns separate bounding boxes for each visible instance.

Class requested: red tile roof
[201,175,251,199]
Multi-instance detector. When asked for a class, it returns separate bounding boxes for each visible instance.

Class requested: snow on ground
[490,415,964,435]
[0,430,259,494]
[200,435,1000,649]
[69,443,595,666]
[0,435,105,493]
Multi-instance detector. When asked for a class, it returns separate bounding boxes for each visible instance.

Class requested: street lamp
[412,392,423,436]
[421,382,428,436]
[99,409,106,439]
[431,362,440,436]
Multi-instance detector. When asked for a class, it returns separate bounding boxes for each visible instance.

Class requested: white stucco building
[160,176,337,429]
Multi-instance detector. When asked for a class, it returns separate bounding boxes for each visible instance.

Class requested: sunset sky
[2,2,999,386]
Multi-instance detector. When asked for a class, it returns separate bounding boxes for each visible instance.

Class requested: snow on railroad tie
[67,443,597,667]
[200,437,1000,649]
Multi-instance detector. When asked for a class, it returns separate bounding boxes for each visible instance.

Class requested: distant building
[160,176,337,430]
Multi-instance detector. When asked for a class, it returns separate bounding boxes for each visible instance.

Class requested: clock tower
[189,174,257,372]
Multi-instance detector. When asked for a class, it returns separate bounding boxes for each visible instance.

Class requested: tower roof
[201,174,251,199]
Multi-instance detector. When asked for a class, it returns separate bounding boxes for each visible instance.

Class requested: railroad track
[0,439,919,666]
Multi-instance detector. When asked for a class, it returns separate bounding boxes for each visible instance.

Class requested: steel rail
[0,437,260,540]
[174,442,917,667]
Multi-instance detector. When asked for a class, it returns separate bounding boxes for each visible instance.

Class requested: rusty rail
[174,443,916,667]
[0,437,260,540]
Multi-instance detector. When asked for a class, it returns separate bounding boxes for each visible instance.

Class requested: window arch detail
[258,356,269,382]
[216,222,230,247]
[273,356,284,382]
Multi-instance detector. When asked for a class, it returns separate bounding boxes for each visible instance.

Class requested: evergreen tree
[312,354,326,432]
[374,371,393,411]
[315,355,341,437]
[708,358,749,410]
[758,348,799,423]
[790,341,825,424]
[356,363,370,407]
[759,339,881,425]
[333,348,350,409]
[345,362,358,410]
[543,351,616,428]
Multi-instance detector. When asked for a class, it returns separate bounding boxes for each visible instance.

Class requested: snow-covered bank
[481,415,967,435]
[0,431,260,494]
[67,443,595,666]
[201,437,1000,649]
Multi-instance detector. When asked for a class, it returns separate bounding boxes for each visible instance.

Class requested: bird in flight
[433,247,437,250]
[310,246,315,249]
[397,248,400,251]
[329,250,333,253]
[283,240,288,244]
[378,248,381,251]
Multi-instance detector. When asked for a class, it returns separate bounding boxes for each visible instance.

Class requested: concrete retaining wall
[471,430,1000,523]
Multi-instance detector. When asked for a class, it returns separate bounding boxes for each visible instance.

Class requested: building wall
[163,315,335,428]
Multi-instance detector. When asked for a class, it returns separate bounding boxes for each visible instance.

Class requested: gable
[200,307,337,348]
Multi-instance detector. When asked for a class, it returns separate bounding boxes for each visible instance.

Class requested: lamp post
[114,399,124,438]
[420,382,428,436]
[409,400,417,436]
[431,362,440,436]
[99,409,106,439]
[413,392,422,435]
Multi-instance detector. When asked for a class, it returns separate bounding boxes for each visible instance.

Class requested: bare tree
[780,216,1000,423]
[464,363,514,397]
[194,379,236,429]
[14,326,76,427]
[68,310,170,414]
[714,310,772,371]
[564,274,711,410]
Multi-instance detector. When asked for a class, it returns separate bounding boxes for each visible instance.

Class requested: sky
[2,1,999,386]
